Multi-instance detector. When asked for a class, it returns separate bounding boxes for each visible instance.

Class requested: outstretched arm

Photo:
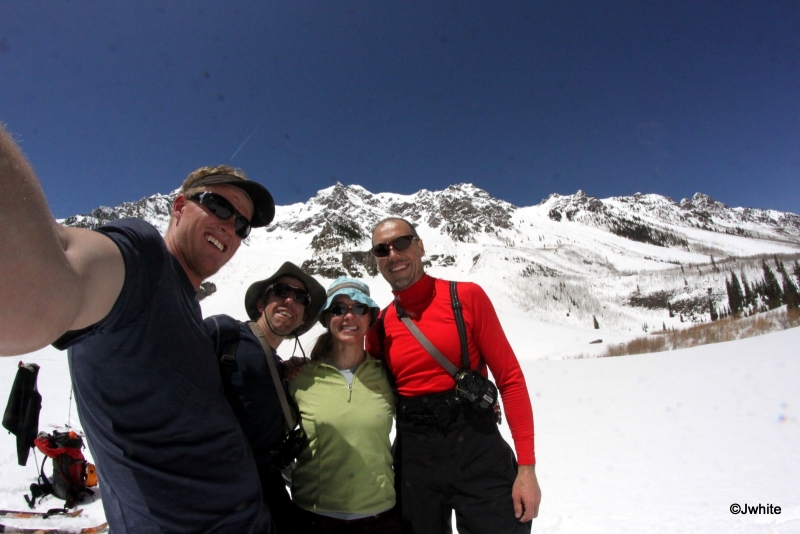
[512,464,541,521]
[0,125,124,355]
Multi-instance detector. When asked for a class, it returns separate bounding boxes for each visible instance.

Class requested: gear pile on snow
[26,430,98,509]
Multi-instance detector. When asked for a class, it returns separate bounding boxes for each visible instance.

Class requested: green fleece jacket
[289,354,396,514]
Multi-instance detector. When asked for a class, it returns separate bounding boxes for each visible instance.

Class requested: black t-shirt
[204,318,287,468]
[55,219,273,534]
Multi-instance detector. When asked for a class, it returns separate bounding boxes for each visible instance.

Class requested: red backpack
[26,430,97,509]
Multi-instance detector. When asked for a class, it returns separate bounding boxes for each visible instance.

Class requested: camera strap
[393,281,470,377]
[248,322,298,432]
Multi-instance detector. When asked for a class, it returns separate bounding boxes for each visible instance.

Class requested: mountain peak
[680,192,728,211]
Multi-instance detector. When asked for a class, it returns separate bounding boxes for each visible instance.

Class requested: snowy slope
[2,326,798,533]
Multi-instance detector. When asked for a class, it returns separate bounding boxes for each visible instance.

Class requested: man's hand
[283,356,307,381]
[512,464,541,522]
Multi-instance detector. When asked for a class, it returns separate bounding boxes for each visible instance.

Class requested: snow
[508,327,800,533]
[2,326,799,532]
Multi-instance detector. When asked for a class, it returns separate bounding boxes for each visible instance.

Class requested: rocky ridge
[541,190,800,248]
[60,183,800,329]
[267,182,516,277]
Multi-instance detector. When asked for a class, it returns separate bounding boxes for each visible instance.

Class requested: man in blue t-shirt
[0,125,277,533]
[205,262,326,533]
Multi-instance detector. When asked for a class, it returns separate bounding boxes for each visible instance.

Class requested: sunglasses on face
[328,303,371,316]
[370,234,417,258]
[268,283,311,307]
[188,191,252,239]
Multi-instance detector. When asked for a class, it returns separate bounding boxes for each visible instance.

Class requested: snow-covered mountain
[62,183,800,353]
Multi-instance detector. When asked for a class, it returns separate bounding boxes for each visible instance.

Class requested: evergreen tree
[778,261,799,309]
[727,271,744,315]
[793,260,800,287]
[593,315,600,329]
[761,259,783,310]
[708,288,718,321]
[741,271,753,307]
[725,276,733,313]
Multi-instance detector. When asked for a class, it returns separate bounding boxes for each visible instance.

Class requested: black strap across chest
[392,281,471,377]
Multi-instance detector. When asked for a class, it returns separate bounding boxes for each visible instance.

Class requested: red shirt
[366,275,535,465]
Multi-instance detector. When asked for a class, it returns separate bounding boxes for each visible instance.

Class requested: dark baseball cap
[188,173,275,227]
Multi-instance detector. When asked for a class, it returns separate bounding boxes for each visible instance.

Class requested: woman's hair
[309,328,334,362]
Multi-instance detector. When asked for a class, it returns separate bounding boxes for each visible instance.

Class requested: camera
[271,427,308,470]
[454,370,498,409]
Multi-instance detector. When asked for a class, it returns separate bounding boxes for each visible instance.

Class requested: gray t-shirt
[55,219,272,534]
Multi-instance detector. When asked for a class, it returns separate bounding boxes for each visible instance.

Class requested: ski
[0,510,83,519]
[0,522,107,533]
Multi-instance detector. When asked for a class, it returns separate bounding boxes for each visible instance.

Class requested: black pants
[259,464,403,534]
[396,398,532,534]
[259,464,304,533]
[291,506,403,534]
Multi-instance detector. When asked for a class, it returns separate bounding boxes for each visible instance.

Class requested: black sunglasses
[370,234,417,258]
[268,282,311,307]
[188,191,252,239]
[329,303,371,316]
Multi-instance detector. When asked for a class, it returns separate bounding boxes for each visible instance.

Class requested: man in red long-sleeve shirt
[366,217,541,534]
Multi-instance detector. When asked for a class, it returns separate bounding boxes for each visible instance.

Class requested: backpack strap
[207,315,240,376]
[205,315,242,415]
[449,281,470,370]
[25,452,53,509]
[248,322,297,432]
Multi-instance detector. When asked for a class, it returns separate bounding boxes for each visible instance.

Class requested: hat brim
[244,262,326,336]
[318,286,380,328]
[191,174,275,227]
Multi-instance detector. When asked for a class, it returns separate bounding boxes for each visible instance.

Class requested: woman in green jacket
[289,277,401,533]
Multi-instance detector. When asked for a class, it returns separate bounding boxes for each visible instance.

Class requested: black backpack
[205,315,245,421]
[205,315,306,470]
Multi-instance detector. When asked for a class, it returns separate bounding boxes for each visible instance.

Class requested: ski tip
[0,508,83,519]
[0,520,107,534]
[81,522,108,533]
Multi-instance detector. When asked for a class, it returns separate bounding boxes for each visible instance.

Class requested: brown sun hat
[244,262,326,336]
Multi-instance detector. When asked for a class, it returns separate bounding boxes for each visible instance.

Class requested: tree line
[722,257,800,317]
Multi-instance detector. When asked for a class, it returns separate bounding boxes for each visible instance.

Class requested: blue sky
[1,1,799,219]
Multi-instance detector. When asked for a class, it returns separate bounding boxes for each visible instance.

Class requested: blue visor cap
[320,277,379,322]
